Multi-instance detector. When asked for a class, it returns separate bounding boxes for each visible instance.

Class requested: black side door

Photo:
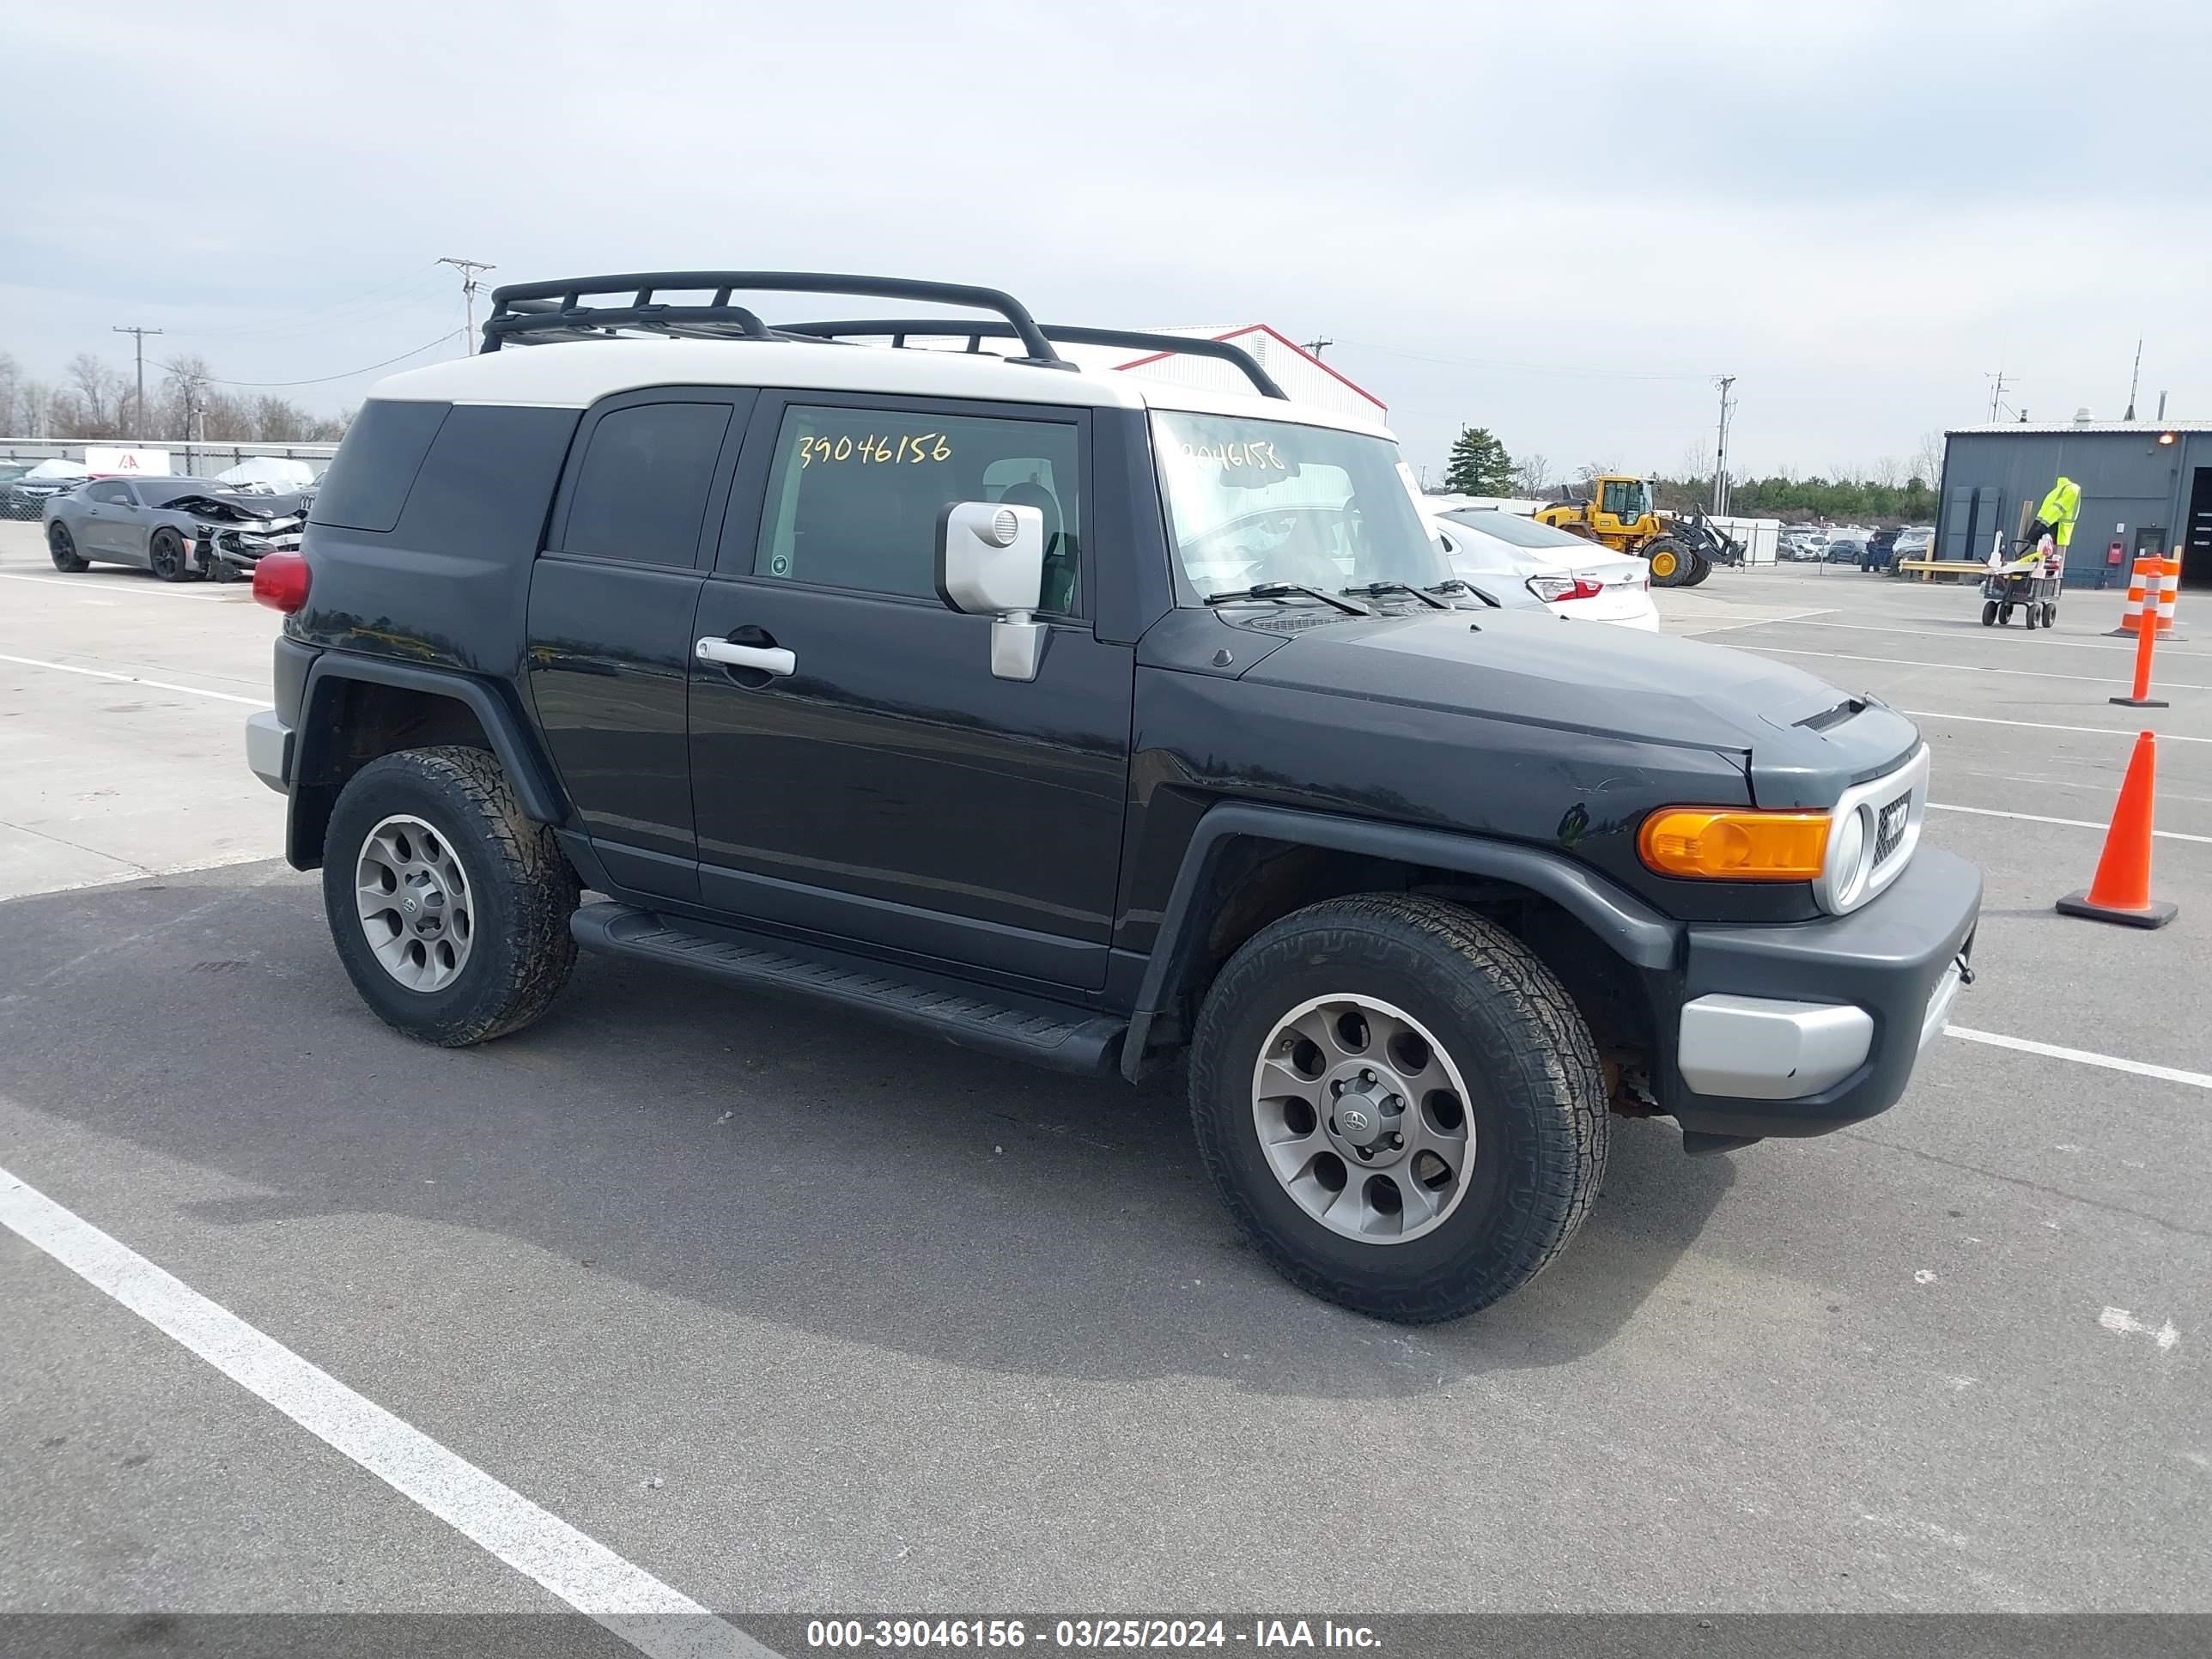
[689,392,1133,993]
[526,388,754,903]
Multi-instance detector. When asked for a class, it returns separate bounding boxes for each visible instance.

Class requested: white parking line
[1945,1027,2212,1091]
[1752,617,2212,659]
[1738,643,2212,692]
[1902,709,2212,745]
[0,569,240,601]
[0,651,267,708]
[1929,801,2212,844]
[0,1164,775,1659]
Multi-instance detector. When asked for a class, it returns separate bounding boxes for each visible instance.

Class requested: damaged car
[45,475,307,583]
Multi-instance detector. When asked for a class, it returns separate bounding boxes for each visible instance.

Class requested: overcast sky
[6,0,2207,481]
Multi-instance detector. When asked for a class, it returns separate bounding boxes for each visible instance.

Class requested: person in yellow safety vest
[2033,476,2080,549]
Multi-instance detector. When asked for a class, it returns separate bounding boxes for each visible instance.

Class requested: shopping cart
[1979,539,2063,629]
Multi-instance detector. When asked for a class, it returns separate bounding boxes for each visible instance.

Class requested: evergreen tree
[1443,426,1516,495]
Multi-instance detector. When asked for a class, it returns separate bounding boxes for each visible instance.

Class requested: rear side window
[313,399,450,532]
[753,404,1081,608]
[558,401,732,567]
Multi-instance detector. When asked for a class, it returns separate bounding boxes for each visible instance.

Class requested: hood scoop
[1794,697,1866,733]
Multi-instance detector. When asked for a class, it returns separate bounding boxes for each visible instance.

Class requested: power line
[1330,337,1713,382]
[438,258,497,352]
[112,325,164,439]
[159,331,467,390]
[165,267,453,340]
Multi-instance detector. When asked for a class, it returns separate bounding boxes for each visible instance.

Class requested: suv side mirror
[936,501,1048,682]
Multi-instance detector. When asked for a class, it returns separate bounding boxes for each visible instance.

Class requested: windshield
[1441,507,1595,550]
[1151,410,1448,600]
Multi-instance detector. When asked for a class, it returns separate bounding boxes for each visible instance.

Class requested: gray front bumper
[1665,847,1983,1139]
[246,708,292,793]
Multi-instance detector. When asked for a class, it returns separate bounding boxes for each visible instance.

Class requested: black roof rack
[477,270,1290,401]
[483,271,1070,365]
[780,320,1288,401]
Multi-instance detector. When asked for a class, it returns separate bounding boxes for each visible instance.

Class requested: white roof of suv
[370,337,1392,438]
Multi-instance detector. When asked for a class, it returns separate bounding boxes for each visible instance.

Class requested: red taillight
[252,552,311,614]
[1527,573,1607,603]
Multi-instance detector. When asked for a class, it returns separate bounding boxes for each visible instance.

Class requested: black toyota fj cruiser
[245,271,1980,1322]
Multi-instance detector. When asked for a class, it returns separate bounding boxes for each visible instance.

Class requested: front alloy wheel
[1252,994,1472,1244]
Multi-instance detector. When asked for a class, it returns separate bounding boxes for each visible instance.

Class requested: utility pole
[1301,337,1333,359]
[1710,374,1737,515]
[438,258,497,352]
[112,325,163,439]
[2124,337,2142,422]
[1985,368,2011,422]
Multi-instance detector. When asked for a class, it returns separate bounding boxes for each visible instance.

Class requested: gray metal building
[1937,421,2211,589]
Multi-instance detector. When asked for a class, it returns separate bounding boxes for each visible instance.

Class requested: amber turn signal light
[1638,808,1830,880]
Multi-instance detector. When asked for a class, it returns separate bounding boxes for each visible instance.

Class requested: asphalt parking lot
[3,525,2207,1632]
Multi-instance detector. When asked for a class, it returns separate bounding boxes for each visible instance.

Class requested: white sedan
[1427,507,1660,631]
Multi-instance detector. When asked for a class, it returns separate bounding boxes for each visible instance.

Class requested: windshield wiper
[1342,580,1449,610]
[1204,582,1371,617]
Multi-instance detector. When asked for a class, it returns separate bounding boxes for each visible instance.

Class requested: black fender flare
[1122,802,1680,1081]
[298,655,568,825]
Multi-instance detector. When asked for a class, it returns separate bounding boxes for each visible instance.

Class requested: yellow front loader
[1534,475,1733,586]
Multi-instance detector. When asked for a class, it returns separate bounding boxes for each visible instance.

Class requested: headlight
[1828,804,1875,908]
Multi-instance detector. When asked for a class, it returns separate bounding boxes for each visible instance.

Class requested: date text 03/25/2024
[805,1620,1381,1650]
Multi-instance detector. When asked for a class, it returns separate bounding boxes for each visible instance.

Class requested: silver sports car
[44,476,307,583]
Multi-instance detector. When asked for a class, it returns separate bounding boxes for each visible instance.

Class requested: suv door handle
[696,635,796,677]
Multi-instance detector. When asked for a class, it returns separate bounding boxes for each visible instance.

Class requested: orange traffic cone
[2056,732,2178,928]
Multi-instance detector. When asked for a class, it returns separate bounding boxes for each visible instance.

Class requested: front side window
[754,405,1080,609]
[88,481,132,505]
[1151,410,1445,599]
[1600,479,1650,520]
[561,401,732,567]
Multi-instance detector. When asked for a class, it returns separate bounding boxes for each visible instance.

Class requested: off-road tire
[48,522,89,572]
[323,746,579,1046]
[1188,893,1608,1323]
[1681,548,1713,586]
[149,526,191,582]
[1644,536,1691,586]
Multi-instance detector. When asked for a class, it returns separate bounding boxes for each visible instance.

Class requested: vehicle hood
[1236,604,1920,805]
[167,489,307,522]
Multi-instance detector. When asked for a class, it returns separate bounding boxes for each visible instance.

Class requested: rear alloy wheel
[1189,894,1607,1323]
[47,521,89,573]
[148,526,192,582]
[323,747,580,1046]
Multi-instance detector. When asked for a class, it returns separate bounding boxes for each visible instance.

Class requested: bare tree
[1870,454,1906,489]
[1572,460,1619,489]
[1678,441,1714,483]
[1911,429,1944,489]
[1511,452,1553,495]
[64,353,127,435]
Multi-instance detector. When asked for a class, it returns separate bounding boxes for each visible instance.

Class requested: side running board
[568,903,1126,1076]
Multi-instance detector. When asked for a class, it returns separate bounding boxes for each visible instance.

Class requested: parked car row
[1,459,94,520]
[1776,523,1934,570]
